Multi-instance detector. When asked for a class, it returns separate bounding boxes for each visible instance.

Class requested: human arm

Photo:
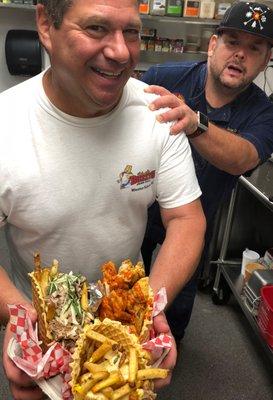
[147,199,205,381]
[145,85,260,175]
[0,266,43,400]
[0,266,32,324]
[149,199,206,305]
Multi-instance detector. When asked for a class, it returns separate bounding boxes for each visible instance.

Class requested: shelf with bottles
[0,1,35,10]
[139,48,207,67]
[139,0,230,23]
[140,13,220,25]
[0,0,223,23]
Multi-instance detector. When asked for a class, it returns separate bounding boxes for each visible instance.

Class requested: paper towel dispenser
[5,30,42,76]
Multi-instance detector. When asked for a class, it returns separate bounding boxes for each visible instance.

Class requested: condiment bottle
[166,0,184,17]
[150,0,167,15]
[183,0,201,17]
[199,0,215,18]
[139,0,150,14]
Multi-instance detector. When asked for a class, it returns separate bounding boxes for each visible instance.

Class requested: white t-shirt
[0,72,201,298]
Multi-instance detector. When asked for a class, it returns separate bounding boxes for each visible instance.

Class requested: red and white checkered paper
[7,288,171,399]
[142,287,172,362]
[8,304,72,400]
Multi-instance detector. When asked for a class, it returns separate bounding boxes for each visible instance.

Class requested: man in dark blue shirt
[141,1,273,344]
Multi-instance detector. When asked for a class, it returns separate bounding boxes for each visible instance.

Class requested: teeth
[94,67,121,77]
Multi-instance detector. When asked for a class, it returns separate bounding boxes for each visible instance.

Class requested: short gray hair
[37,0,140,29]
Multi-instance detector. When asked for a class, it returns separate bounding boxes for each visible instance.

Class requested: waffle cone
[99,261,154,343]
[131,277,154,343]
[70,318,151,399]
[29,270,53,348]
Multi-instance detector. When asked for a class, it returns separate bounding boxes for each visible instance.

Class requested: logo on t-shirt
[117,164,156,191]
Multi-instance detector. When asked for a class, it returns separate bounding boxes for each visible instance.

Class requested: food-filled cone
[29,269,53,348]
[70,318,151,399]
[99,261,154,342]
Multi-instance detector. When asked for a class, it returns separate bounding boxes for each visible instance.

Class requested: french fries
[86,328,117,346]
[70,319,169,400]
[112,383,132,400]
[137,368,169,381]
[92,371,124,393]
[128,347,138,387]
[74,371,110,396]
[89,341,113,363]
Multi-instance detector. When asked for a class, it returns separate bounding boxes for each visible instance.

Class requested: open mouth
[227,63,244,75]
[92,67,123,79]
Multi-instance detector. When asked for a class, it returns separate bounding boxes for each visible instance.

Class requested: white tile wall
[0,6,49,92]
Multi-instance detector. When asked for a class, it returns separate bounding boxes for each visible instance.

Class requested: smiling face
[37,0,141,117]
[207,30,271,98]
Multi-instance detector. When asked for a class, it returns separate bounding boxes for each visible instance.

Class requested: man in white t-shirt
[1,1,206,399]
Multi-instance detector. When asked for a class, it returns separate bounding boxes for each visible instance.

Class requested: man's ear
[260,48,273,72]
[36,3,52,53]
[207,34,218,57]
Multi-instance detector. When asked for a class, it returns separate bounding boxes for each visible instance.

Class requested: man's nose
[234,48,246,60]
[104,32,130,64]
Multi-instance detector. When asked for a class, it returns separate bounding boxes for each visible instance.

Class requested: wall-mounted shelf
[140,14,220,26]
[0,4,221,26]
[0,3,35,11]
[137,50,207,70]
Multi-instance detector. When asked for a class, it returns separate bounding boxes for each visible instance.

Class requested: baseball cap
[217,2,273,45]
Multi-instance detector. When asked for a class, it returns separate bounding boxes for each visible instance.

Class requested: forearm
[0,266,29,325]
[148,213,206,305]
[190,123,259,175]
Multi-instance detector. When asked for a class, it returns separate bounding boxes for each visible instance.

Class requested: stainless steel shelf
[139,50,207,66]
[0,4,220,24]
[240,162,273,211]
[220,263,273,364]
[0,2,35,10]
[140,14,220,26]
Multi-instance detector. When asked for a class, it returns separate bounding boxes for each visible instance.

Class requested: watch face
[198,111,209,131]
[190,111,209,139]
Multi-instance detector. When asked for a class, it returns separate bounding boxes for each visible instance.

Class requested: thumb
[19,302,37,324]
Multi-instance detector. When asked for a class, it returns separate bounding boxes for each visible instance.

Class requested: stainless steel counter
[213,159,273,364]
[241,160,273,209]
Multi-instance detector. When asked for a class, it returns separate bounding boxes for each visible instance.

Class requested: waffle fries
[29,252,94,350]
[98,260,154,342]
[70,318,168,400]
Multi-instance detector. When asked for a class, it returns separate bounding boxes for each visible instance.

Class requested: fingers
[156,106,198,136]
[144,85,172,96]
[9,382,45,400]
[154,372,172,390]
[3,352,35,387]
[3,322,43,400]
[153,312,170,334]
[19,302,38,324]
[4,353,44,400]
[152,312,177,391]
[148,94,182,113]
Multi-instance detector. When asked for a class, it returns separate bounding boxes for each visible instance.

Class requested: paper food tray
[7,338,63,400]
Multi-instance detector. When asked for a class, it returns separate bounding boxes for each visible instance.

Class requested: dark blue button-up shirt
[142,61,273,242]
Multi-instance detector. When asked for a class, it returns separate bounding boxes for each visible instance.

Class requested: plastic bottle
[215,2,231,19]
[199,0,215,18]
[150,0,167,15]
[139,0,150,14]
[166,0,184,17]
[183,0,201,17]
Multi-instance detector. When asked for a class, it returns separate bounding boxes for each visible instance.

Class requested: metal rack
[212,161,273,363]
[139,12,219,69]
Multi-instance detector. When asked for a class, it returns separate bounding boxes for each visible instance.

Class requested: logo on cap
[244,4,268,30]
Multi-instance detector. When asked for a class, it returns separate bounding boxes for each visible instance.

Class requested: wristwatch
[189,111,209,139]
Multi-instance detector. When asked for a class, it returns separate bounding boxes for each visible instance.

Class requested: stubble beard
[210,64,250,97]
